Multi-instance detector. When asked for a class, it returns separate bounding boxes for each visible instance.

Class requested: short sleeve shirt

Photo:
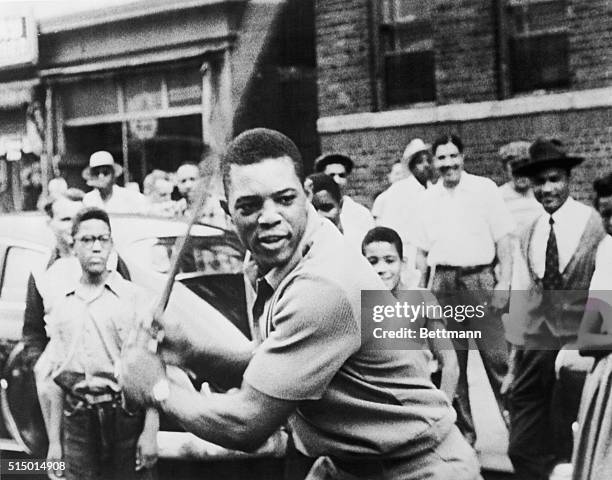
[243,209,455,459]
[411,172,515,267]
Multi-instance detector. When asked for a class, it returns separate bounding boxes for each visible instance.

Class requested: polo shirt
[83,185,148,214]
[411,172,514,267]
[243,206,455,459]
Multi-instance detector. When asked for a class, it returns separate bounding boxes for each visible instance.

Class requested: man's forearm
[159,381,287,453]
[415,249,429,288]
[495,235,513,286]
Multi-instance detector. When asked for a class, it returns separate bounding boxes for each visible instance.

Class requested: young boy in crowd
[362,226,458,400]
[42,207,158,480]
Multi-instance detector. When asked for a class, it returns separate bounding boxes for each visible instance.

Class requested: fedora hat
[314,153,354,174]
[82,151,123,180]
[512,139,583,177]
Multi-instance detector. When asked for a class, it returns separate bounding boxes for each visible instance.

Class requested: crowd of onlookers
[305,135,612,480]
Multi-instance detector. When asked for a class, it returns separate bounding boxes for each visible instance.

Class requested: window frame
[373,0,436,109]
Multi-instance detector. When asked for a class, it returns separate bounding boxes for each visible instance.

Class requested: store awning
[0,79,39,110]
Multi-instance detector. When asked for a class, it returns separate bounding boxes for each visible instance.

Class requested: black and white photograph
[0,0,610,479]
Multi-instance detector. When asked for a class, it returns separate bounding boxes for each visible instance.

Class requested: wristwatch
[152,378,170,407]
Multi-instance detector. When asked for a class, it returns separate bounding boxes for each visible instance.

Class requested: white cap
[89,150,115,168]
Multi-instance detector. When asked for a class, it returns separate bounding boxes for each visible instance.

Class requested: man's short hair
[307,173,341,204]
[71,206,111,237]
[361,226,403,259]
[432,134,464,155]
[222,128,303,194]
[43,188,86,218]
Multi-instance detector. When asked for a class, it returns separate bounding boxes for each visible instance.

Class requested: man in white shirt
[412,134,514,446]
[507,139,606,480]
[314,153,374,248]
[374,138,434,268]
[371,161,408,220]
[82,151,148,214]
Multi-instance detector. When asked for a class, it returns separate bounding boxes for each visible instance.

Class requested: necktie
[542,216,563,290]
[251,278,273,344]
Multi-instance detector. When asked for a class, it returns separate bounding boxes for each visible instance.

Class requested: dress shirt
[529,197,591,278]
[588,235,612,291]
[374,175,428,266]
[339,195,375,251]
[499,182,544,236]
[83,185,148,214]
[45,270,151,380]
[411,172,515,267]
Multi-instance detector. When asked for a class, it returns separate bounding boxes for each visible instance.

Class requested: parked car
[0,212,286,465]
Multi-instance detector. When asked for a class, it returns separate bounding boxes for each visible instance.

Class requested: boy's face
[72,219,113,276]
[363,241,402,291]
[311,190,341,229]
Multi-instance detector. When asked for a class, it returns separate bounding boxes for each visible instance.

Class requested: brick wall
[433,0,497,104]
[570,0,612,90]
[316,0,612,115]
[320,108,612,207]
[315,0,373,116]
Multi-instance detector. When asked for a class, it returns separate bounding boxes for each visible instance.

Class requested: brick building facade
[315,0,612,206]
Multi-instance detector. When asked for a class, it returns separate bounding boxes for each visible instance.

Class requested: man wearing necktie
[507,139,607,480]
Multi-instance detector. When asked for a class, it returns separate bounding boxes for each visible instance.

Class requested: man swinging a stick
[120,128,481,479]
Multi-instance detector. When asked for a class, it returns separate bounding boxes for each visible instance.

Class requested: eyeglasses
[74,234,112,248]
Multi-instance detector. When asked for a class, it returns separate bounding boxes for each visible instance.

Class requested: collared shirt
[45,270,151,381]
[83,185,148,214]
[411,172,515,267]
[499,182,544,236]
[373,175,428,267]
[529,197,591,278]
[339,195,375,251]
[243,206,455,460]
[589,235,612,291]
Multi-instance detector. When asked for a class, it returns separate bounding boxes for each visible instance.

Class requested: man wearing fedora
[314,153,374,249]
[507,139,607,480]
[373,138,434,269]
[82,151,148,214]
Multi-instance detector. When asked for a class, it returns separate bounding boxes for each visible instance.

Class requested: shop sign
[0,12,38,70]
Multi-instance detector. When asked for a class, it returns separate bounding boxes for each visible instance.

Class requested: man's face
[49,198,82,248]
[433,142,463,188]
[409,151,432,186]
[89,166,115,190]
[152,179,173,203]
[505,162,531,193]
[227,156,309,272]
[312,190,341,229]
[596,198,612,235]
[532,167,570,214]
[72,219,113,276]
[176,165,200,204]
[323,163,348,188]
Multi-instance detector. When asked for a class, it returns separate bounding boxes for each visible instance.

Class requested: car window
[0,247,47,302]
[126,234,244,275]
